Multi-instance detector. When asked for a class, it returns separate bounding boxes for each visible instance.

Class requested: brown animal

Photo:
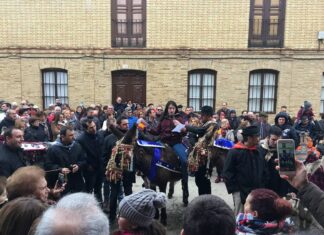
[187,123,228,181]
[107,124,182,225]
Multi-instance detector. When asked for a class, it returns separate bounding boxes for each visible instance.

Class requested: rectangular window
[320,73,324,113]
[249,0,286,48]
[42,70,68,108]
[188,70,216,111]
[248,70,278,113]
[111,0,146,47]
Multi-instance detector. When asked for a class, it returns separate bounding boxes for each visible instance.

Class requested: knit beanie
[304,101,312,110]
[118,189,167,227]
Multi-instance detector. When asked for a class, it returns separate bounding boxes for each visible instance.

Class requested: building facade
[0,0,324,116]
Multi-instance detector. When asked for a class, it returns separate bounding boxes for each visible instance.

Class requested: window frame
[247,69,278,114]
[248,0,286,48]
[41,68,68,109]
[187,69,217,112]
[111,0,146,48]
[320,73,324,114]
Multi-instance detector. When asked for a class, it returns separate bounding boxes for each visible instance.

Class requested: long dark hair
[161,100,179,121]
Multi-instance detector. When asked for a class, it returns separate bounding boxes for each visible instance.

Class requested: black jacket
[222,142,269,203]
[45,140,86,193]
[0,117,15,132]
[76,132,103,170]
[274,112,299,146]
[0,144,26,177]
[24,125,48,142]
[186,121,217,146]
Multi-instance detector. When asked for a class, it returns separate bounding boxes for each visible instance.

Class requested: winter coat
[76,132,103,170]
[148,114,186,146]
[0,117,15,132]
[223,142,269,203]
[298,182,324,228]
[45,140,86,193]
[294,122,317,143]
[229,117,240,131]
[24,125,48,142]
[0,144,26,177]
[274,112,299,146]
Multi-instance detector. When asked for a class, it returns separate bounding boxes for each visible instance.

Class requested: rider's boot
[182,179,189,206]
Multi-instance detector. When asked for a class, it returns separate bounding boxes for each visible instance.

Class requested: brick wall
[0,0,323,49]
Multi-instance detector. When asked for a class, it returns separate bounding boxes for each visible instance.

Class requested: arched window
[248,70,278,113]
[188,70,216,111]
[42,69,68,108]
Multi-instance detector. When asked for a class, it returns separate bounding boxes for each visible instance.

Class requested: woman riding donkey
[145,100,189,206]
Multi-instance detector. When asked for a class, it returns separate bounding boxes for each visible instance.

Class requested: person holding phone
[223,125,269,216]
[279,160,324,228]
[258,126,297,197]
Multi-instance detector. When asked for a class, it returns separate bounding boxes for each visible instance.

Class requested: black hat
[259,112,268,118]
[242,125,259,137]
[200,106,214,116]
[177,105,183,109]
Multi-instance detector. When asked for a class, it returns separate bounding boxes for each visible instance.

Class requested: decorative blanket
[137,139,165,148]
[214,138,234,150]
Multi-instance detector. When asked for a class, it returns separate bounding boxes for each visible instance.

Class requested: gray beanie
[118,189,167,227]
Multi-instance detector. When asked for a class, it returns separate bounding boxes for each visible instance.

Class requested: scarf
[236,213,294,234]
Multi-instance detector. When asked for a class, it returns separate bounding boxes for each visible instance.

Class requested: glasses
[157,109,163,111]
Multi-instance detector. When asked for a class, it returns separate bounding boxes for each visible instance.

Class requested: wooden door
[112,70,146,105]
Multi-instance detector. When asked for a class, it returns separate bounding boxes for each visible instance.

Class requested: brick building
[0,0,324,117]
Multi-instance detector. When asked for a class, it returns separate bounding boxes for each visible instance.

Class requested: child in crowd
[236,188,294,234]
[296,101,314,123]
[112,189,167,235]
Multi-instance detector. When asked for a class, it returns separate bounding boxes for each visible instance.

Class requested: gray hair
[35,193,109,235]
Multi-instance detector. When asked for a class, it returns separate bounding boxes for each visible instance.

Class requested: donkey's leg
[159,182,167,226]
[168,181,174,199]
[215,151,225,183]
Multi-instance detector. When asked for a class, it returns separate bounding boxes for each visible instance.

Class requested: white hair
[35,193,109,235]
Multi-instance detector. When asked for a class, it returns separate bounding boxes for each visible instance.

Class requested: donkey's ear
[122,123,137,144]
[109,124,124,140]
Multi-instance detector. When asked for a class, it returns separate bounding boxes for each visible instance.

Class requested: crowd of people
[0,97,323,234]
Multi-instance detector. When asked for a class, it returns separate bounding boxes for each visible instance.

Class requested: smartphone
[57,173,65,187]
[277,139,296,176]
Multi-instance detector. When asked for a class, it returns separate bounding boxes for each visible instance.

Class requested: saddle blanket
[214,138,234,150]
[137,139,165,148]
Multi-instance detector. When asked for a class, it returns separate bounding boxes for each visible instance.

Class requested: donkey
[189,123,229,179]
[109,124,182,225]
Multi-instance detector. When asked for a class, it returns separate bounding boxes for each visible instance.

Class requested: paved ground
[110,171,233,234]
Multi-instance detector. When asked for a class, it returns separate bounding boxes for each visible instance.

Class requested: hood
[274,112,289,125]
